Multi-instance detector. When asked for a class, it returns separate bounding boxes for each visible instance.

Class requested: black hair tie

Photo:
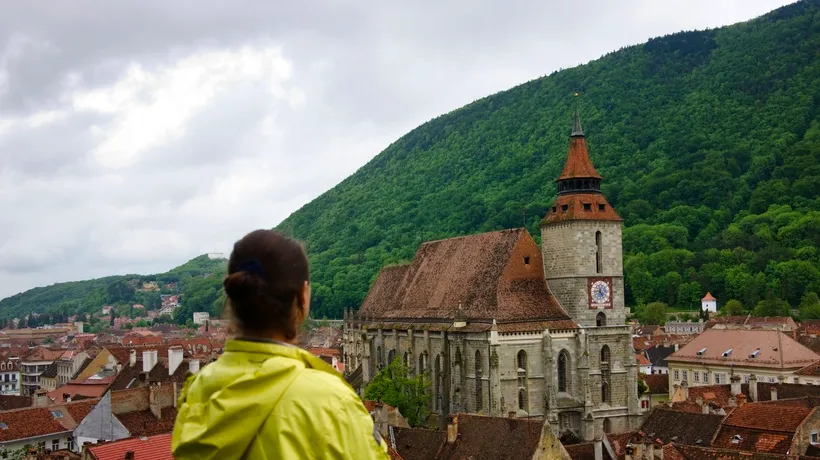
[237,259,265,277]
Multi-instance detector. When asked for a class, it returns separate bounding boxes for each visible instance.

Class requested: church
[343,109,643,440]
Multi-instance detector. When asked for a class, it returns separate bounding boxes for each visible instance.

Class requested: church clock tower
[541,109,626,328]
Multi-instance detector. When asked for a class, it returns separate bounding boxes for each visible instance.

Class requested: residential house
[38,362,59,392]
[705,315,797,332]
[21,348,64,396]
[635,355,651,375]
[107,347,199,392]
[101,307,113,316]
[0,399,96,456]
[644,345,676,375]
[389,414,572,460]
[711,397,820,456]
[663,320,705,335]
[666,329,819,393]
[0,354,21,395]
[639,374,669,412]
[74,384,177,449]
[56,351,91,388]
[192,312,209,325]
[81,433,172,460]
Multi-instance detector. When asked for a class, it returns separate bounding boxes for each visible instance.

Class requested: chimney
[736,393,747,407]
[373,403,389,437]
[681,380,689,400]
[142,351,152,373]
[168,347,184,376]
[749,375,758,402]
[149,383,162,420]
[446,415,458,444]
[701,401,710,414]
[125,451,135,460]
[771,385,778,401]
[730,375,742,396]
[129,349,136,367]
[594,437,603,460]
[728,395,737,408]
[189,359,200,374]
[655,439,665,460]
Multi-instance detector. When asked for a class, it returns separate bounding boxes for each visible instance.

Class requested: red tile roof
[0,398,97,442]
[435,414,543,460]
[702,292,717,301]
[47,383,109,403]
[542,194,622,224]
[636,354,651,366]
[641,374,669,395]
[361,229,570,323]
[669,329,818,369]
[115,408,177,437]
[557,136,601,180]
[86,433,173,460]
[641,407,724,445]
[712,399,820,454]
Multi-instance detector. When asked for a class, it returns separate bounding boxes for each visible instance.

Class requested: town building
[666,329,819,393]
[701,292,717,313]
[21,349,64,397]
[0,354,21,395]
[639,374,669,412]
[663,320,705,335]
[705,315,798,332]
[0,399,96,456]
[344,110,642,440]
[192,312,210,326]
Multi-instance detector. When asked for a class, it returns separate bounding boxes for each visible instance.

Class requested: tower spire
[571,92,584,137]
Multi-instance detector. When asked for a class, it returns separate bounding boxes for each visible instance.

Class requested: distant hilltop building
[193,312,210,325]
[344,108,642,441]
[207,252,225,260]
[701,292,717,313]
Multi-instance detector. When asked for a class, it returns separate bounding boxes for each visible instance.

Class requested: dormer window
[583,203,591,211]
[523,256,530,266]
[749,349,760,358]
[731,434,742,444]
[722,349,733,357]
[697,348,707,356]
[552,206,557,213]
[561,205,568,212]
[598,204,606,211]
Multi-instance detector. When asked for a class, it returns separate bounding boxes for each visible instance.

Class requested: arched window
[601,381,610,404]
[418,352,428,375]
[1,363,5,371]
[517,350,527,371]
[475,350,483,412]
[403,351,411,370]
[387,349,396,365]
[518,389,527,411]
[603,418,612,434]
[596,312,607,327]
[558,351,569,392]
[600,345,610,365]
[435,355,442,411]
[377,346,383,368]
[595,231,602,274]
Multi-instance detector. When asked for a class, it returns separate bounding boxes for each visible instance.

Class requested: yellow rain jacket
[172,338,389,460]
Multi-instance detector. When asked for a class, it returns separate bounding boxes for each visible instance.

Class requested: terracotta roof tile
[0,399,97,442]
[722,398,816,432]
[0,395,31,411]
[115,408,177,437]
[641,407,724,445]
[436,414,543,459]
[542,194,622,224]
[363,229,570,323]
[641,374,669,394]
[391,426,445,460]
[702,292,717,301]
[557,136,601,180]
[712,426,793,454]
[604,431,638,458]
[669,329,818,369]
[667,443,805,459]
[636,354,651,366]
[564,441,613,460]
[86,433,172,460]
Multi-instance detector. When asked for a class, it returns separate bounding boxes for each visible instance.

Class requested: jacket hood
[172,339,341,460]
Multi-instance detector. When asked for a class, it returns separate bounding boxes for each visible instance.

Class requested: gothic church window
[435,355,442,411]
[475,350,483,411]
[517,350,529,412]
[601,381,610,404]
[388,349,396,365]
[600,345,610,364]
[558,351,569,392]
[518,389,527,411]
[595,231,603,274]
[418,351,428,374]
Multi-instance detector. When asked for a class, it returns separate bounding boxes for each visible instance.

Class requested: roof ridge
[419,227,526,246]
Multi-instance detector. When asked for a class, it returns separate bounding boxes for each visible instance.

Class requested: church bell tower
[540,108,627,328]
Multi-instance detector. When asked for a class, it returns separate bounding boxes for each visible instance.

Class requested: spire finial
[571,92,584,137]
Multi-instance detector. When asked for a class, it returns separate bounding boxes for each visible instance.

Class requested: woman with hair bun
[172,229,388,459]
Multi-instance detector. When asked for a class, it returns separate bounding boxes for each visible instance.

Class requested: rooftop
[668,329,818,369]
[85,433,173,460]
[641,407,724,446]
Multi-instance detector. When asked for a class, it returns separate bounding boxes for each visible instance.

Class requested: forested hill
[277,0,820,320]
[0,255,227,322]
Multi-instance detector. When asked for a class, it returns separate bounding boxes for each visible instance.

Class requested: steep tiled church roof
[543,194,621,224]
[361,228,570,323]
[557,136,601,180]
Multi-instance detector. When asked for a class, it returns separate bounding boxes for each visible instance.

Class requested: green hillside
[0,255,227,323]
[277,0,820,319]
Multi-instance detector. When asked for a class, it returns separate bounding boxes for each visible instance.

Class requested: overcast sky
[0,0,795,299]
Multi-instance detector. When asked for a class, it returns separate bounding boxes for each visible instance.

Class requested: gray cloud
[0,0,796,300]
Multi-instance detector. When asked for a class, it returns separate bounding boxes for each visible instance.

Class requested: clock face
[590,280,611,304]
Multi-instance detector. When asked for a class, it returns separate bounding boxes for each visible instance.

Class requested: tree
[638,379,648,396]
[752,297,791,317]
[642,302,669,325]
[722,299,745,316]
[364,357,430,427]
[135,319,150,328]
[799,292,820,320]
